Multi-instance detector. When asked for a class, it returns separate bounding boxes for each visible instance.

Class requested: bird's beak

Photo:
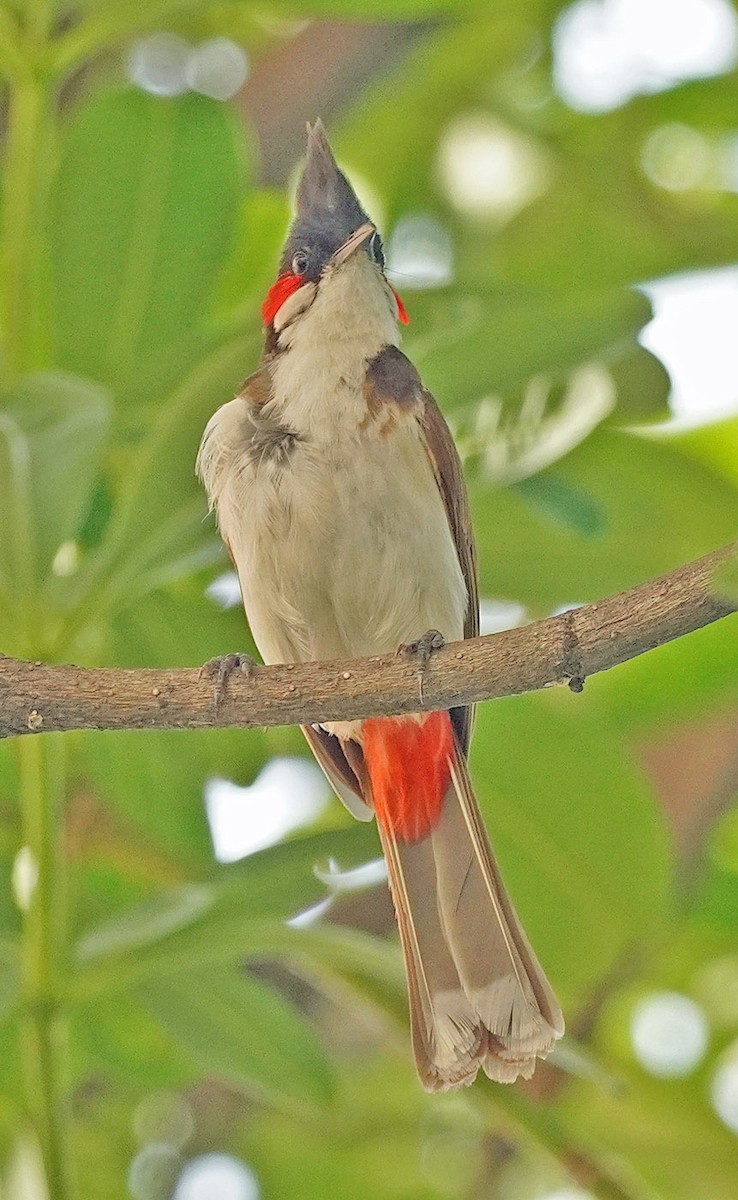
[330,222,375,266]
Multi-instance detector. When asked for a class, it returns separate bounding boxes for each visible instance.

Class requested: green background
[0,1,737,1197]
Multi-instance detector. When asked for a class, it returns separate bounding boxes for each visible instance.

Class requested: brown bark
[0,543,735,740]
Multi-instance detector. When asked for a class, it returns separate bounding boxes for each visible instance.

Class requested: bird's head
[261,121,408,349]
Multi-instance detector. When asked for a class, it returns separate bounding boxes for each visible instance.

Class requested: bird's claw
[199,652,257,710]
[398,629,445,702]
[403,629,445,664]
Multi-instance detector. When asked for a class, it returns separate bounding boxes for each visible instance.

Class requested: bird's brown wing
[301,723,373,821]
[364,344,479,754]
[417,391,479,641]
[418,385,478,753]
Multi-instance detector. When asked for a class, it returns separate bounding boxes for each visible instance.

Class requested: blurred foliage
[0,0,736,1198]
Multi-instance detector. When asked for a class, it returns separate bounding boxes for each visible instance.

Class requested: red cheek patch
[261,272,304,326]
[392,287,410,325]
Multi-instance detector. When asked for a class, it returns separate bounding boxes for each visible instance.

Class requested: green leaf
[669,417,738,488]
[68,0,484,31]
[590,615,738,733]
[691,861,738,930]
[560,1053,738,1200]
[338,13,537,215]
[407,287,654,409]
[492,86,738,291]
[106,583,253,668]
[470,692,672,1006]
[343,15,738,303]
[0,372,110,576]
[242,1062,446,1200]
[514,474,606,536]
[711,550,738,604]
[608,343,672,419]
[0,372,110,646]
[472,427,738,611]
[276,923,408,1023]
[0,750,21,944]
[141,967,333,1107]
[76,885,213,963]
[58,331,255,652]
[70,992,194,1090]
[50,89,244,400]
[77,726,265,865]
[98,333,255,575]
[279,0,486,12]
[0,938,19,1023]
[215,188,291,320]
[73,824,379,994]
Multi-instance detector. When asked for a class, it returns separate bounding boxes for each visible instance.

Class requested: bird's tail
[362,711,564,1090]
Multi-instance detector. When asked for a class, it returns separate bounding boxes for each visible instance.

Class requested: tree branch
[0,543,735,740]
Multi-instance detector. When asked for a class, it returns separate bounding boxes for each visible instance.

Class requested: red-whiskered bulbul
[197,121,564,1090]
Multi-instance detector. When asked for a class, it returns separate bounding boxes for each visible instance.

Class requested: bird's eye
[292,250,309,275]
[368,231,384,267]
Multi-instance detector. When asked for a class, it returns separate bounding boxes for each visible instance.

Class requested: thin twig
[0,543,735,740]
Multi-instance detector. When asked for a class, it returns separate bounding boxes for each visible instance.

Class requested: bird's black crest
[279,121,375,280]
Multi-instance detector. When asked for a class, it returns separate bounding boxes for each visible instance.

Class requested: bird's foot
[199,652,257,710]
[398,629,445,703]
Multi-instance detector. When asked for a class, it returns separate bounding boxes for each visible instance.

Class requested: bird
[197,121,564,1090]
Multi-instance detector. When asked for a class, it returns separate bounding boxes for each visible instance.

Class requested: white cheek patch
[274,281,317,333]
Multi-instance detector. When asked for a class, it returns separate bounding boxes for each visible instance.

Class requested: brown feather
[301,724,372,822]
[238,364,273,409]
[418,388,479,753]
[436,736,564,1082]
[376,816,484,1090]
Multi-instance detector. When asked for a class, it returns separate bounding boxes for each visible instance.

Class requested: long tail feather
[436,738,564,1083]
[376,818,484,1090]
[365,714,564,1090]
